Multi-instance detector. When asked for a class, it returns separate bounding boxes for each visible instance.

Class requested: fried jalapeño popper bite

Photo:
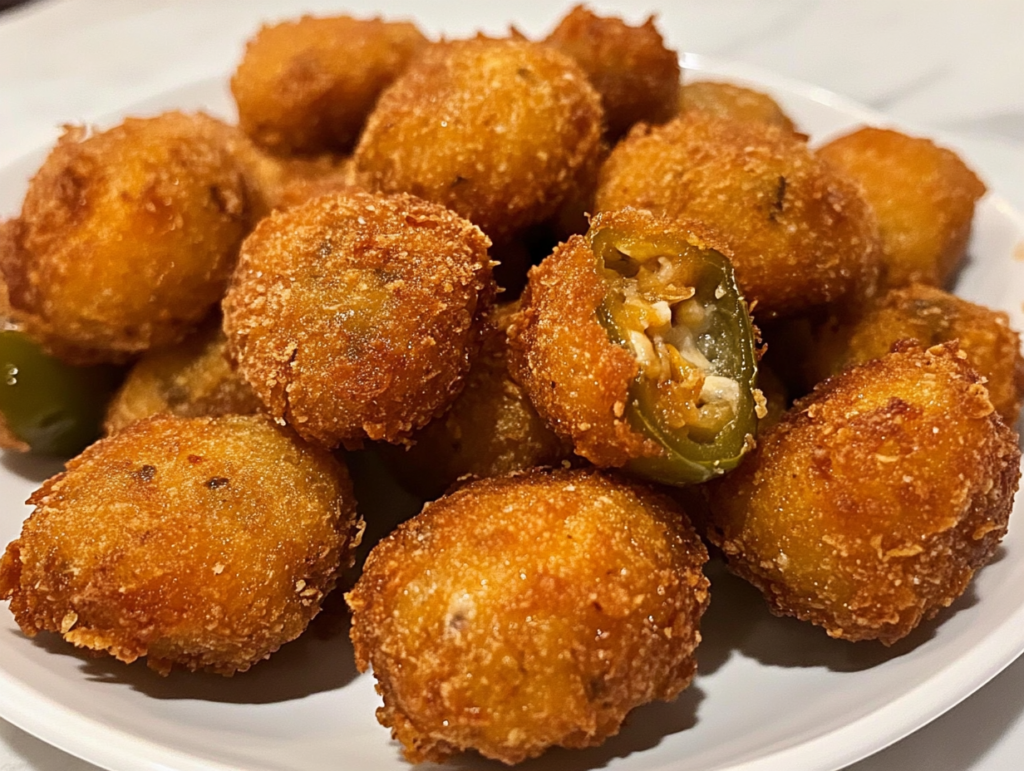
[0,112,251,364]
[680,80,797,132]
[223,191,494,449]
[0,414,362,675]
[595,111,881,320]
[231,15,429,156]
[804,283,1024,425]
[509,209,762,485]
[817,126,987,290]
[544,5,681,141]
[348,467,709,765]
[354,37,604,247]
[706,342,1021,645]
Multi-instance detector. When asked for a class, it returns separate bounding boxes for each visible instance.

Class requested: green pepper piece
[592,220,759,485]
[0,329,122,456]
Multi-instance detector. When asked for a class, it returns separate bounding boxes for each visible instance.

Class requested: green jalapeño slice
[0,327,122,456]
[591,214,761,485]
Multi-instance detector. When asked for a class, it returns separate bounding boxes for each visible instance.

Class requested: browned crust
[354,38,604,244]
[223,191,494,448]
[706,342,1021,644]
[231,15,429,155]
[507,232,657,467]
[817,127,987,290]
[0,414,362,675]
[545,5,680,140]
[1,113,250,364]
[841,284,1024,425]
[681,80,797,132]
[381,301,574,498]
[595,112,881,320]
[347,467,709,764]
[103,317,261,434]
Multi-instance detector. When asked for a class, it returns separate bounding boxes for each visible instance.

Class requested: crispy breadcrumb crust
[817,127,986,290]
[706,342,1021,644]
[825,284,1024,425]
[223,191,494,448]
[104,318,261,434]
[545,5,680,140]
[0,113,250,364]
[0,414,362,675]
[347,467,709,764]
[382,302,573,499]
[354,38,604,244]
[231,15,428,155]
[507,229,658,467]
[681,80,797,131]
[595,112,881,320]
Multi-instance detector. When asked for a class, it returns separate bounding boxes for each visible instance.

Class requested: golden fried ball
[231,15,428,156]
[508,207,763,479]
[103,317,261,434]
[347,467,709,764]
[223,191,494,448]
[812,284,1024,425]
[817,127,986,289]
[706,342,1021,645]
[545,5,680,140]
[0,113,250,364]
[0,414,362,675]
[595,112,881,320]
[381,303,573,499]
[681,80,797,131]
[354,38,604,244]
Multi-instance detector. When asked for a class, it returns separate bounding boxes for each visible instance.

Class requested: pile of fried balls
[0,5,1020,765]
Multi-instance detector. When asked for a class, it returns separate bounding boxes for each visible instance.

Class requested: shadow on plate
[696,547,995,676]
[422,684,705,771]
[24,588,360,704]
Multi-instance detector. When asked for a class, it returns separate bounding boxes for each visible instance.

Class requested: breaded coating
[227,142,369,216]
[0,113,250,364]
[595,112,881,320]
[354,38,603,244]
[104,318,261,434]
[681,80,797,131]
[0,414,362,675]
[381,302,573,499]
[347,468,709,764]
[223,191,494,449]
[811,284,1024,425]
[545,6,680,141]
[231,15,428,156]
[508,231,655,468]
[706,342,1021,645]
[267,159,369,212]
[818,127,986,289]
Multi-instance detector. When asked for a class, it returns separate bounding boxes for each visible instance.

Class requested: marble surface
[1,1,1023,770]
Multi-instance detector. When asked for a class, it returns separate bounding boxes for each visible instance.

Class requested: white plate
[1,56,1023,771]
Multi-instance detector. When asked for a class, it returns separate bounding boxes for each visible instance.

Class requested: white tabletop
[1,1,1023,770]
